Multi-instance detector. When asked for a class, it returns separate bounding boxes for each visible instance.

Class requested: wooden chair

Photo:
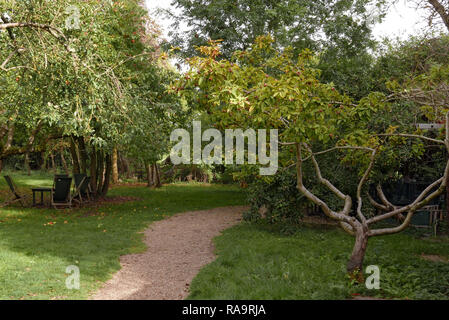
[425,205,440,223]
[53,174,69,188]
[51,177,73,209]
[425,205,445,236]
[82,176,92,201]
[1,175,26,207]
[54,174,69,179]
[72,174,89,203]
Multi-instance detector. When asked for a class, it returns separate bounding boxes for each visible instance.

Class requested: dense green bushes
[244,170,307,223]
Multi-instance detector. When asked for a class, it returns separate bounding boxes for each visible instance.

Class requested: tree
[0,0,73,171]
[383,35,449,228]
[167,0,386,57]
[411,0,449,31]
[1,0,174,196]
[171,36,449,275]
[373,0,449,226]
[165,0,388,98]
[121,63,186,188]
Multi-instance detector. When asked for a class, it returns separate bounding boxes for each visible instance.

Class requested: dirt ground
[420,253,449,263]
[91,205,247,300]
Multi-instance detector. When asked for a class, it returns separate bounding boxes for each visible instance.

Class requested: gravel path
[91,206,247,300]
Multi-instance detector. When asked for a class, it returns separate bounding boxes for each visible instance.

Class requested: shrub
[244,170,307,223]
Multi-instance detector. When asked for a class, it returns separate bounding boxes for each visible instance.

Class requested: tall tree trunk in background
[39,152,45,170]
[90,148,98,196]
[153,163,162,188]
[0,159,2,174]
[119,153,130,179]
[111,147,119,184]
[60,146,69,175]
[124,157,131,179]
[118,152,126,176]
[97,150,105,194]
[100,154,112,197]
[43,156,47,170]
[24,152,31,175]
[70,137,80,174]
[146,162,154,187]
[50,151,56,173]
[77,137,88,175]
[152,164,157,186]
[157,164,162,187]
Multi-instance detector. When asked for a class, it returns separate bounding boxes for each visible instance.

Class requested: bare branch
[0,121,43,159]
[367,175,445,226]
[0,22,76,58]
[279,141,296,146]
[295,143,356,234]
[4,124,15,152]
[356,149,378,225]
[302,146,375,161]
[375,184,396,210]
[98,52,153,77]
[427,0,449,31]
[368,180,446,236]
[367,192,390,211]
[280,161,297,170]
[303,143,347,200]
[376,133,445,145]
[0,22,66,39]
[0,47,28,71]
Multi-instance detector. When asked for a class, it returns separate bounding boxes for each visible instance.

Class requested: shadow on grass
[0,179,246,300]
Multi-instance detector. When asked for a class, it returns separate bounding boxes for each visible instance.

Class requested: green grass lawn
[187,222,449,300]
[1,171,448,300]
[0,171,246,299]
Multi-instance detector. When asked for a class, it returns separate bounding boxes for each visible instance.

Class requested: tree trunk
[24,152,31,175]
[50,151,56,173]
[153,164,162,188]
[77,137,88,175]
[428,0,449,31]
[111,147,119,184]
[125,159,131,179]
[60,147,69,175]
[43,155,47,170]
[97,150,105,194]
[70,137,80,174]
[121,155,130,179]
[0,159,3,174]
[90,148,98,196]
[39,152,45,170]
[152,164,157,185]
[146,162,153,187]
[347,230,369,280]
[100,154,112,197]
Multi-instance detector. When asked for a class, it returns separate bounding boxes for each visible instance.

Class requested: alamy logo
[65,5,80,30]
[365,265,380,289]
[170,121,278,175]
[65,265,80,290]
